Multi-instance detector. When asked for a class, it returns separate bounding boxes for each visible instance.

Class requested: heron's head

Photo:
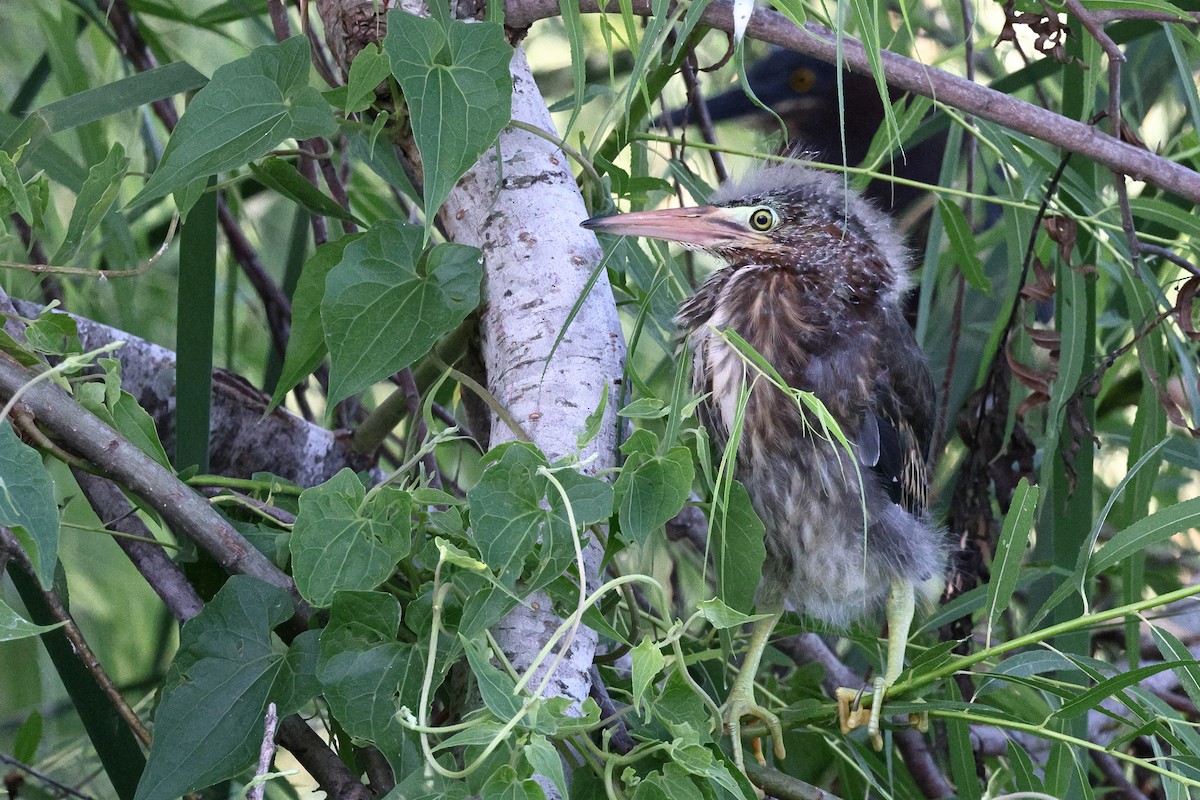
[583,160,910,306]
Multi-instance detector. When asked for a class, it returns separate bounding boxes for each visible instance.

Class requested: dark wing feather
[869,310,935,515]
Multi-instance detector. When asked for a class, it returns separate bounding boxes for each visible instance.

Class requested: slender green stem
[894,580,1200,695]
[430,356,532,443]
[185,474,304,496]
[61,521,179,550]
[929,709,1200,789]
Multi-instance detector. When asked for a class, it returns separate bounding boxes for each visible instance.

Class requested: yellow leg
[836,580,915,750]
[720,610,785,777]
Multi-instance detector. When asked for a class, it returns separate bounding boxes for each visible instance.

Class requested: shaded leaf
[317,591,425,775]
[322,221,482,405]
[249,157,360,223]
[135,577,318,800]
[985,479,1038,647]
[290,469,413,608]
[0,421,59,588]
[938,197,991,294]
[131,36,335,206]
[0,597,63,641]
[346,43,391,114]
[268,235,358,410]
[51,143,129,264]
[383,10,513,234]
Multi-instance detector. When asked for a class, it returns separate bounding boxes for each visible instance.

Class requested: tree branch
[503,0,1200,204]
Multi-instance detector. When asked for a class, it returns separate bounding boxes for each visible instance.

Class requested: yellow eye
[789,67,817,93]
[749,207,778,231]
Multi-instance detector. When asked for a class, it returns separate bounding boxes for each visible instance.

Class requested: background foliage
[0,0,1199,799]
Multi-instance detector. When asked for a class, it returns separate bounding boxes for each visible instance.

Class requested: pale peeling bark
[440,50,624,710]
[314,0,626,774]
[12,300,370,487]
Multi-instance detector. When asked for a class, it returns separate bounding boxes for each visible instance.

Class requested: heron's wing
[870,310,935,515]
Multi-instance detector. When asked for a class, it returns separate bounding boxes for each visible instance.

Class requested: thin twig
[0,525,153,749]
[0,752,96,800]
[0,216,179,278]
[1064,0,1142,274]
[680,48,727,183]
[247,703,280,800]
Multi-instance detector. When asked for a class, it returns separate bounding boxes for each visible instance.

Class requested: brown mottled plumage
[583,159,945,767]
[674,163,943,626]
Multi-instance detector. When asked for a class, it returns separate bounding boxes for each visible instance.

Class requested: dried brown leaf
[1175,276,1200,342]
[1021,258,1057,302]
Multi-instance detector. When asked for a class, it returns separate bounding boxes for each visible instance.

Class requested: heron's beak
[581,206,767,248]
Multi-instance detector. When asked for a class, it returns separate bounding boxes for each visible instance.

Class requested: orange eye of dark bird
[789,67,817,93]
[750,207,777,231]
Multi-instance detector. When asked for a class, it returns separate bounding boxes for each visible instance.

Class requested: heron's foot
[835,681,887,750]
[836,683,927,750]
[835,687,870,733]
[720,682,786,777]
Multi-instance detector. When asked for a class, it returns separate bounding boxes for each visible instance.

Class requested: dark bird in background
[663,50,946,217]
[583,160,946,769]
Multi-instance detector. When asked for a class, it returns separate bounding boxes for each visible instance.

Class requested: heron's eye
[749,207,778,232]
[789,67,817,93]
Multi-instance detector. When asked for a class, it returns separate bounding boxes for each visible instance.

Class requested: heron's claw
[835,685,883,749]
[720,683,786,775]
[836,684,928,750]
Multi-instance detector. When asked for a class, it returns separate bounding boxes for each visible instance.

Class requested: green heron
[583,160,946,769]
[663,50,947,215]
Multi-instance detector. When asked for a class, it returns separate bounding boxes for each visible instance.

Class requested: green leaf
[290,469,413,608]
[248,157,361,223]
[130,36,335,207]
[0,149,33,222]
[77,374,173,470]
[0,597,63,641]
[481,766,546,800]
[631,763,705,800]
[618,397,668,419]
[711,480,765,615]
[695,598,769,630]
[322,221,482,405]
[985,479,1038,647]
[135,577,318,800]
[12,710,42,764]
[666,743,743,798]
[346,43,391,113]
[461,634,524,721]
[436,537,488,571]
[317,591,425,774]
[383,10,513,234]
[937,197,991,294]
[630,636,665,716]
[268,235,358,410]
[1088,496,1200,577]
[22,60,208,135]
[524,735,567,800]
[51,143,129,264]
[0,421,59,588]
[24,310,81,357]
[944,679,981,800]
[577,382,609,448]
[1056,661,1192,719]
[614,435,693,546]
[466,444,548,579]
[1149,625,1200,716]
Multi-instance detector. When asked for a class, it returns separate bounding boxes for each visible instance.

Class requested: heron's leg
[835,580,915,750]
[721,609,785,776]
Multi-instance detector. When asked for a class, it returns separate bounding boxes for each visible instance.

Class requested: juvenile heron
[583,160,946,768]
